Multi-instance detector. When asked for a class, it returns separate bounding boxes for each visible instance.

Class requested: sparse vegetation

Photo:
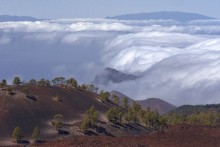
[7,87,14,95]
[87,84,98,93]
[52,114,63,133]
[37,79,51,86]
[52,94,61,102]
[31,127,40,143]
[113,95,120,105]
[123,97,129,109]
[99,90,110,102]
[12,127,23,143]
[106,107,124,124]
[81,106,99,131]
[28,79,37,85]
[21,86,30,96]
[51,77,65,86]
[0,75,219,146]
[166,111,220,126]
[13,77,21,86]
[105,101,167,130]
[65,78,78,88]
[0,79,7,88]
[80,84,87,90]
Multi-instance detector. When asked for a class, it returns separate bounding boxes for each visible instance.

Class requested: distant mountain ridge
[137,98,176,114]
[107,11,215,22]
[169,104,220,116]
[110,90,134,105]
[110,90,176,114]
[0,15,41,22]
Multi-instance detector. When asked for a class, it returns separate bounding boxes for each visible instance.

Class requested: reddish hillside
[0,86,110,140]
[110,91,176,114]
[136,98,176,114]
[0,86,151,146]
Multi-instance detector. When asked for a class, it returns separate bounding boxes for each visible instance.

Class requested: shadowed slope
[0,86,110,139]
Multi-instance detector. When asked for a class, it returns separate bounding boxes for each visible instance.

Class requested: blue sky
[0,0,219,19]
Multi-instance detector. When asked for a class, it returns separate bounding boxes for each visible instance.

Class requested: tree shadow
[8,92,16,96]
[36,140,46,143]
[95,126,114,137]
[124,124,140,131]
[84,130,99,136]
[110,124,120,129]
[58,130,70,135]
[18,140,30,144]
[27,95,38,101]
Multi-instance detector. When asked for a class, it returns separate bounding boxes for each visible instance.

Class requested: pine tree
[31,127,40,143]
[52,114,63,133]
[80,106,100,131]
[106,107,118,123]
[0,79,7,87]
[123,97,129,109]
[12,127,23,143]
[13,77,21,86]
[113,95,120,105]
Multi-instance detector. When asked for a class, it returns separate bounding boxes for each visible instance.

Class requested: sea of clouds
[0,18,220,105]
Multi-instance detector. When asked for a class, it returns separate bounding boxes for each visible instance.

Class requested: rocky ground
[33,125,220,147]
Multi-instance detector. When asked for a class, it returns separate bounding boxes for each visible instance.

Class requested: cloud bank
[0,19,220,105]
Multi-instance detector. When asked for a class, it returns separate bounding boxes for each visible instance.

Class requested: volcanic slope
[0,85,111,139]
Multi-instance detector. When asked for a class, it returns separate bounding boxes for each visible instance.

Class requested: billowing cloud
[0,18,220,105]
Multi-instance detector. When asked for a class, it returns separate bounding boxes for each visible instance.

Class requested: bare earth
[34,125,220,147]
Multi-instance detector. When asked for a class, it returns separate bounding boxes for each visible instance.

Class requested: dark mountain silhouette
[107,11,214,22]
[0,15,40,22]
[93,67,138,85]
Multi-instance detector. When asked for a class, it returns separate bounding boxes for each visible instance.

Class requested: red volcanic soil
[36,125,220,147]
[0,85,111,139]
[0,85,149,145]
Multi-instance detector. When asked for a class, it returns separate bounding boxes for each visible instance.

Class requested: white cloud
[0,18,220,105]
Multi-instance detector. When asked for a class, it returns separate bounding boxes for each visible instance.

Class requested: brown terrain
[34,125,220,147]
[0,86,108,141]
[1,85,220,147]
[0,86,149,145]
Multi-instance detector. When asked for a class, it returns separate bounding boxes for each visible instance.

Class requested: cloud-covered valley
[0,19,220,105]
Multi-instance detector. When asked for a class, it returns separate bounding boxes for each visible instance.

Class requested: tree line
[166,111,220,126]
[12,126,40,144]
[0,77,99,93]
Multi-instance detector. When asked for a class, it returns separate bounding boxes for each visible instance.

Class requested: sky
[0,0,219,19]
